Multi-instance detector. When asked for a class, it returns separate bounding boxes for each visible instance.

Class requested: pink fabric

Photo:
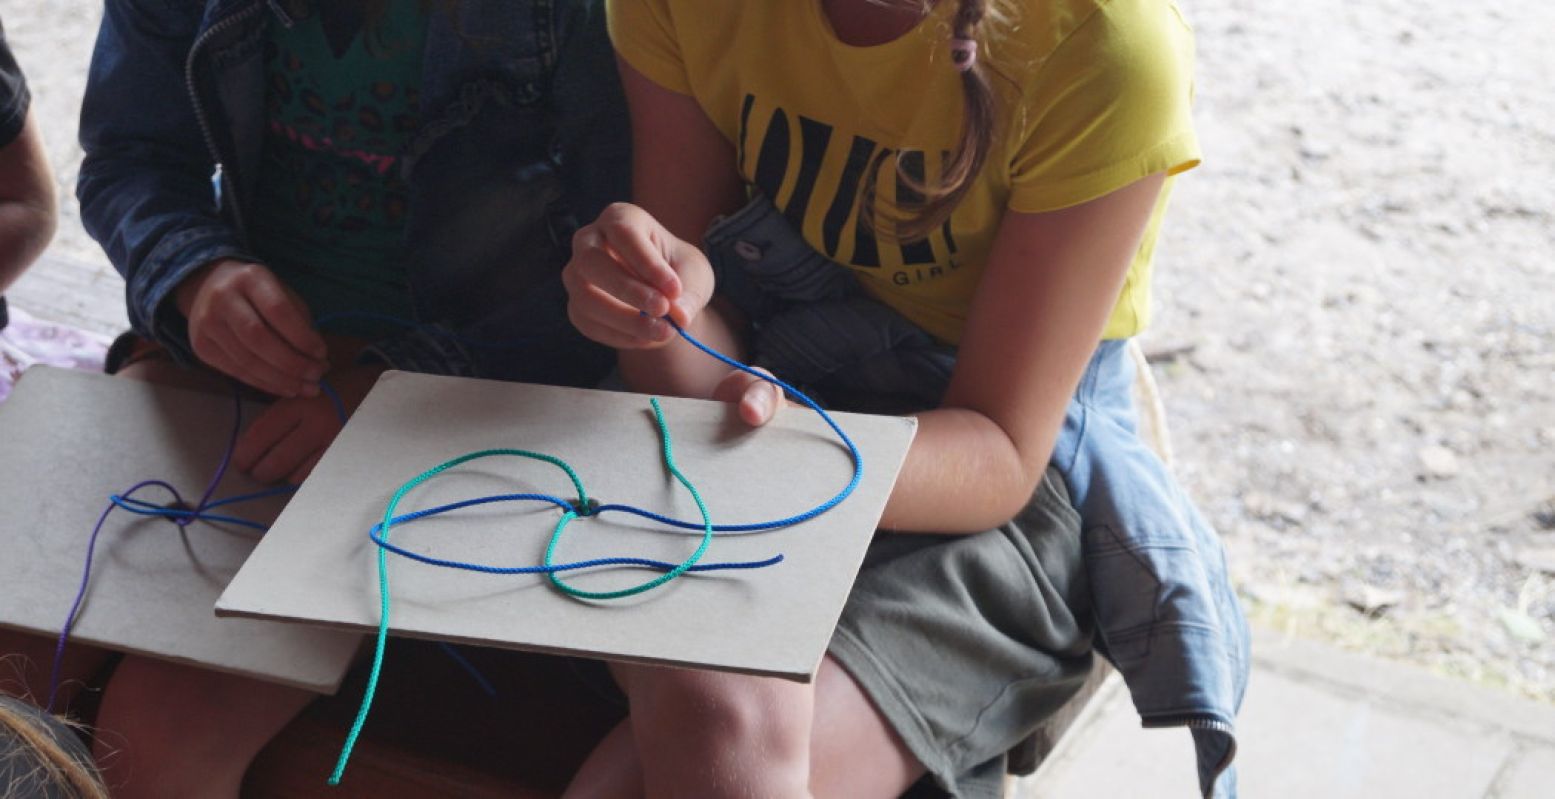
[0,307,112,403]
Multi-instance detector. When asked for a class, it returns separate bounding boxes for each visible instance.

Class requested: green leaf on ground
[1499,608,1548,643]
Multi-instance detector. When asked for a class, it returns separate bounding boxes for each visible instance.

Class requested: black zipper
[184,1,266,238]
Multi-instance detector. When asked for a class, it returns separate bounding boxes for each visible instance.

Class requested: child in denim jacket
[0,2,626,795]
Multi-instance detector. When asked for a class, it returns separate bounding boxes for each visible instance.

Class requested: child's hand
[232,364,384,485]
[562,203,715,349]
[711,367,786,427]
[175,258,330,398]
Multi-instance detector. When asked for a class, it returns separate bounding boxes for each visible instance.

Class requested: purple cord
[45,386,243,712]
[182,390,243,527]
[46,480,186,711]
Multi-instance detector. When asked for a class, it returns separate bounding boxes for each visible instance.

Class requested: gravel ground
[1149,0,1555,702]
[4,0,1552,702]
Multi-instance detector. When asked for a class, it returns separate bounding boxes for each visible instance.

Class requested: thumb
[713,367,784,427]
[665,239,715,328]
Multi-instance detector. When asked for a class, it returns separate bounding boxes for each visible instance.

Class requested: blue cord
[353,319,861,582]
[595,318,863,532]
[434,642,498,698]
[318,379,347,424]
[315,310,864,534]
[108,494,270,531]
[327,317,866,784]
[365,493,785,575]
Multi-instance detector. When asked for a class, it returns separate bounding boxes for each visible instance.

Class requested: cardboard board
[217,370,916,681]
[0,367,360,693]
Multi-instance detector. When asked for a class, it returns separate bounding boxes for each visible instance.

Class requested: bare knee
[94,656,312,799]
[618,664,814,798]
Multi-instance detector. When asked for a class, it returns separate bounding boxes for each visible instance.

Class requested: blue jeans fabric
[705,195,1249,798]
[77,0,625,387]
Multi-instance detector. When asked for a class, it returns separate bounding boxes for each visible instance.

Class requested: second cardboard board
[0,367,360,694]
[217,370,916,681]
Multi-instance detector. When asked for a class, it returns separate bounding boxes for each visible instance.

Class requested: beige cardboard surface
[217,370,915,681]
[0,367,360,693]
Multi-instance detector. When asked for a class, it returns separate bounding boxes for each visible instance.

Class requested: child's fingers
[592,204,682,297]
[664,238,716,327]
[188,325,241,382]
[566,242,672,318]
[567,283,674,348]
[286,449,327,487]
[224,298,326,388]
[243,275,328,362]
[740,372,785,427]
[216,316,321,397]
[191,329,295,399]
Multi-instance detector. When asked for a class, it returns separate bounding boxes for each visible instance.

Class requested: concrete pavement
[1032,629,1555,797]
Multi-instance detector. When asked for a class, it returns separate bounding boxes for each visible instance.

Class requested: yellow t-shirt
[609,0,1199,342]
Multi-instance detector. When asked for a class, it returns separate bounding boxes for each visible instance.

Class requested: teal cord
[329,411,711,784]
[323,315,865,787]
[544,398,713,600]
[328,448,591,785]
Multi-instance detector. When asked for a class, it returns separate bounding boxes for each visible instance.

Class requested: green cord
[330,448,593,785]
[330,405,713,784]
[544,398,714,600]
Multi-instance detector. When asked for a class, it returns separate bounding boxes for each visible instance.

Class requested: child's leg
[92,655,312,799]
[564,655,922,799]
[563,715,639,798]
[606,661,816,798]
[0,629,112,713]
[806,655,923,796]
[113,347,228,392]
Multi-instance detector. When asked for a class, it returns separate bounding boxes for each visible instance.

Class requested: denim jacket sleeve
[76,0,257,363]
[549,0,630,228]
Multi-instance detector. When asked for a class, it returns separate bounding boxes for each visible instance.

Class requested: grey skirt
[827,466,1093,799]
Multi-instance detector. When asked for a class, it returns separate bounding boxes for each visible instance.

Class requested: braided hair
[860,0,998,243]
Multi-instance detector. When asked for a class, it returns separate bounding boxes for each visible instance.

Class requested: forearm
[0,200,54,294]
[878,176,1170,533]
[0,112,57,293]
[877,406,1057,534]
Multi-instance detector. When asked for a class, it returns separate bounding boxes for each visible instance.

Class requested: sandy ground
[3,0,1552,703]
[1150,0,1555,703]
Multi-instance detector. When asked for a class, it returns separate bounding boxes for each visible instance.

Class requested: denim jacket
[705,195,1249,798]
[77,0,624,386]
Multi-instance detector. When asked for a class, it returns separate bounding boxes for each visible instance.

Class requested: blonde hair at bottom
[0,702,108,799]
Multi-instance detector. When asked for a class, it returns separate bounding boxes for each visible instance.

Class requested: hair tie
[949,38,978,72]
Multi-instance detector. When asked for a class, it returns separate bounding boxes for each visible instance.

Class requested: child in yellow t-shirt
[561,0,1247,796]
